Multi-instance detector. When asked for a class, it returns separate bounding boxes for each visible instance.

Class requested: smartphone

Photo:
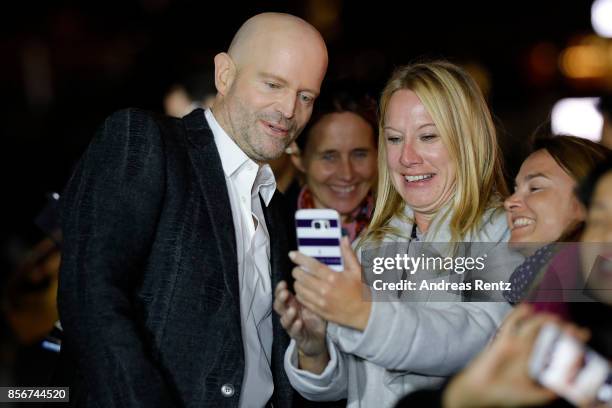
[295,208,344,272]
[529,322,612,406]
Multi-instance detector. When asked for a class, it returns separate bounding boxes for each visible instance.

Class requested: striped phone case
[295,208,344,272]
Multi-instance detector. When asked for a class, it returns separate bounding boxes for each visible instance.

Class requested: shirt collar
[205,108,277,206]
[254,164,276,206]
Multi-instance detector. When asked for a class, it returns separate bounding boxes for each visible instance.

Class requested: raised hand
[443,304,590,408]
[290,236,372,331]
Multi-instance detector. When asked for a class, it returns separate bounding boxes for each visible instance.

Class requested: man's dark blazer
[58,108,295,407]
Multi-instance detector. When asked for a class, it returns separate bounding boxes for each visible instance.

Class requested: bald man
[58,13,327,408]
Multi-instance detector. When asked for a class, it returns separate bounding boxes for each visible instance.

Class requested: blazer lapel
[261,193,294,407]
[261,193,289,289]
[182,109,240,304]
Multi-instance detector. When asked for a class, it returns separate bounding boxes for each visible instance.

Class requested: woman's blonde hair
[360,61,508,245]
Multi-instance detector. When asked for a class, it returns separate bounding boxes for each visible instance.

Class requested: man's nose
[276,92,297,120]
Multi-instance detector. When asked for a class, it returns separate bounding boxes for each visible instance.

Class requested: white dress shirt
[205,109,277,408]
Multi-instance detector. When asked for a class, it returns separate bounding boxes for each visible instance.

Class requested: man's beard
[233,103,299,162]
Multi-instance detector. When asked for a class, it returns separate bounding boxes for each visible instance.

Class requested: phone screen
[295,209,344,272]
[530,323,612,406]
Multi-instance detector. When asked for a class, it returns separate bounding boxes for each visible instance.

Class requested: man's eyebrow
[259,73,288,85]
[258,72,319,96]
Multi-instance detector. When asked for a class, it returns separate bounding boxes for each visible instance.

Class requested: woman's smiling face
[299,111,377,216]
[383,89,456,215]
[504,149,584,245]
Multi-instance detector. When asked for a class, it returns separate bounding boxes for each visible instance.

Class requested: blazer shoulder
[103,107,161,128]
[104,107,183,131]
[99,108,188,148]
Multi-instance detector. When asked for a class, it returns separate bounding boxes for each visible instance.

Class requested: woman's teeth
[405,174,434,182]
[331,185,356,193]
[513,217,534,227]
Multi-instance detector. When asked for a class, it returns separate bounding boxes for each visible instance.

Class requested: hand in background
[290,237,372,331]
[443,304,590,408]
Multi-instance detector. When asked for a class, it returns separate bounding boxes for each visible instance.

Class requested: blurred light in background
[306,0,343,41]
[526,42,558,85]
[592,0,612,38]
[560,45,605,79]
[551,97,603,141]
[559,35,610,79]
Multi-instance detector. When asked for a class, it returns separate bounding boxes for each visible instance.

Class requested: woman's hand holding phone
[443,305,594,408]
[443,305,562,408]
[289,237,372,331]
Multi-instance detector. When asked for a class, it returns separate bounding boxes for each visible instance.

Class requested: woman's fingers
[274,279,318,341]
[560,323,591,343]
[289,250,320,272]
[497,303,533,338]
[290,251,333,280]
[275,280,287,296]
[517,313,561,344]
[294,278,327,309]
[295,295,327,321]
[279,305,296,328]
[273,281,291,315]
[279,306,306,340]
[292,265,326,292]
[287,317,304,339]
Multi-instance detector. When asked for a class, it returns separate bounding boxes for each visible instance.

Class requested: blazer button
[220,384,235,398]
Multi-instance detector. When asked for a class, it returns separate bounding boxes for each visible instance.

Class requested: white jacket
[285,206,522,407]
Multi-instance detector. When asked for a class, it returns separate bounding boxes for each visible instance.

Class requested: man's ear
[214,52,236,96]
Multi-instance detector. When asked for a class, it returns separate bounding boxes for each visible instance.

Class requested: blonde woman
[274,61,522,407]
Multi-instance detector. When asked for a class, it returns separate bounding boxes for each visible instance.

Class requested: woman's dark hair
[577,154,612,209]
[526,135,610,241]
[296,81,378,152]
[531,135,610,184]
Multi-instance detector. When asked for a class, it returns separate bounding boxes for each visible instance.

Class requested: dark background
[0,0,603,279]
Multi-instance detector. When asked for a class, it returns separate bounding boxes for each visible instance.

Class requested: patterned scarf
[297,185,374,243]
[504,244,556,304]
